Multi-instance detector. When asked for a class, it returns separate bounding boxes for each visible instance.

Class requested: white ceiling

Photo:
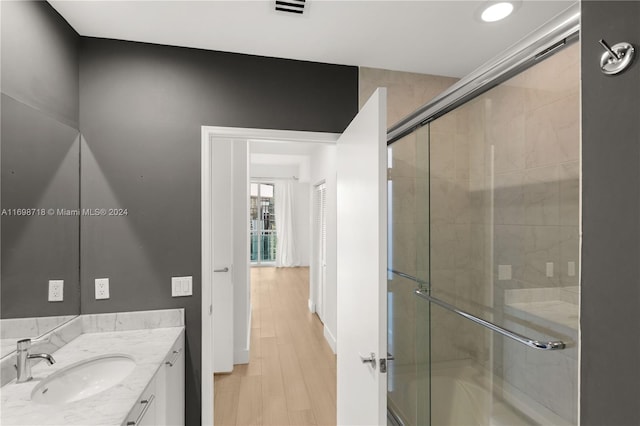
[49,0,575,77]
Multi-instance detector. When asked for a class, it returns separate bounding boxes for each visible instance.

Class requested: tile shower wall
[359,67,458,127]
[429,94,492,365]
[491,43,580,424]
[429,42,580,424]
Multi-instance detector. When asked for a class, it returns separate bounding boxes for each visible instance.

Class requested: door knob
[214,267,229,273]
[359,352,376,369]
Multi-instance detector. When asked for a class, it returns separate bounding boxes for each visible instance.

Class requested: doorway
[201,126,340,425]
[202,89,388,425]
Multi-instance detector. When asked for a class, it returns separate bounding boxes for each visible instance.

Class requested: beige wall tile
[359,67,458,128]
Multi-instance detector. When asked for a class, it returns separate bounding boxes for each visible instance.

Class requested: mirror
[0,94,81,358]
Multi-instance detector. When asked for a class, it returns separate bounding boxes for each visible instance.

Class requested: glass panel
[260,183,274,198]
[387,125,431,426]
[428,42,579,425]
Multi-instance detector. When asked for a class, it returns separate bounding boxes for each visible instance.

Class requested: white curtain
[274,181,299,267]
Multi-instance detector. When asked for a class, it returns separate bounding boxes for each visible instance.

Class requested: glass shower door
[387,125,431,426]
[427,42,580,426]
[387,40,580,426]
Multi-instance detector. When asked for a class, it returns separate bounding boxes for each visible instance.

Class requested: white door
[212,138,234,373]
[314,182,328,321]
[336,88,387,425]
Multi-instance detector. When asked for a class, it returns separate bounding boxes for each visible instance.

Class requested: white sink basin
[31,354,136,404]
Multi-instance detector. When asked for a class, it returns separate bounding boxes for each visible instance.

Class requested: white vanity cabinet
[157,331,185,425]
[123,330,185,426]
[124,379,157,426]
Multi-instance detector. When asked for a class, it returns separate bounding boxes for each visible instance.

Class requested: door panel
[213,138,234,373]
[314,182,328,321]
[336,88,387,425]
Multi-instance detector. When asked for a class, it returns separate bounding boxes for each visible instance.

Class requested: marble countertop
[1,326,184,426]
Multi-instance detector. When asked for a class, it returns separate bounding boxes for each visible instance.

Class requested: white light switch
[95,278,110,300]
[48,280,64,302]
[568,261,576,277]
[171,277,181,297]
[172,276,193,297]
[183,276,192,296]
[546,262,554,277]
[498,265,512,281]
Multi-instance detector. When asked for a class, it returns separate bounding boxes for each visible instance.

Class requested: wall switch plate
[172,276,193,297]
[171,277,181,297]
[546,262,554,277]
[568,261,576,277]
[95,278,110,300]
[182,276,192,296]
[48,280,64,302]
[498,265,512,281]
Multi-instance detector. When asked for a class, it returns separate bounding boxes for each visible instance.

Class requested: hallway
[214,267,337,426]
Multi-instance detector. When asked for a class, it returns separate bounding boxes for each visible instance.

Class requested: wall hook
[599,39,635,75]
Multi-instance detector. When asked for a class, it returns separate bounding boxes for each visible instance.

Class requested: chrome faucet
[16,338,55,383]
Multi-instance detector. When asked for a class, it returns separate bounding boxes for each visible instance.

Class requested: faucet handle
[16,339,31,351]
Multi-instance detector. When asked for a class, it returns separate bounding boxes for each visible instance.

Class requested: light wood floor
[214,267,337,426]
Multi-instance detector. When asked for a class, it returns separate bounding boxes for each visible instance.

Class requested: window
[250,183,276,264]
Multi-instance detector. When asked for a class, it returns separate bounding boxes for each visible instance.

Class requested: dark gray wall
[1,95,80,318]
[1,0,79,128]
[79,37,358,425]
[581,2,640,424]
[1,1,80,319]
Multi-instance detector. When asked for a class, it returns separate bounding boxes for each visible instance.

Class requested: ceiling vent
[275,0,306,15]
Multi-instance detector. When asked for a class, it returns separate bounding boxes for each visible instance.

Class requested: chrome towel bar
[388,269,565,350]
[414,289,566,351]
[388,269,429,287]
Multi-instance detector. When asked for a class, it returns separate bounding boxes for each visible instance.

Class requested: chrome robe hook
[599,39,635,75]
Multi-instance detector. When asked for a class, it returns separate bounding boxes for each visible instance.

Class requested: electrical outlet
[546,262,554,277]
[498,265,512,281]
[48,280,64,302]
[95,278,110,300]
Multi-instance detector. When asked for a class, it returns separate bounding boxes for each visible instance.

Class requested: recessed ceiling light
[481,2,514,22]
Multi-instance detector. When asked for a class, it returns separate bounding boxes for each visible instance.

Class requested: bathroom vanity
[123,328,185,426]
[0,309,185,426]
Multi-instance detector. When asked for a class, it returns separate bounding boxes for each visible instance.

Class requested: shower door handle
[359,352,377,369]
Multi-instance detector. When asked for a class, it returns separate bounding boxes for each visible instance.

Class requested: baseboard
[234,309,252,365]
[323,325,337,354]
[234,348,249,364]
[247,308,252,346]
[308,299,316,313]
